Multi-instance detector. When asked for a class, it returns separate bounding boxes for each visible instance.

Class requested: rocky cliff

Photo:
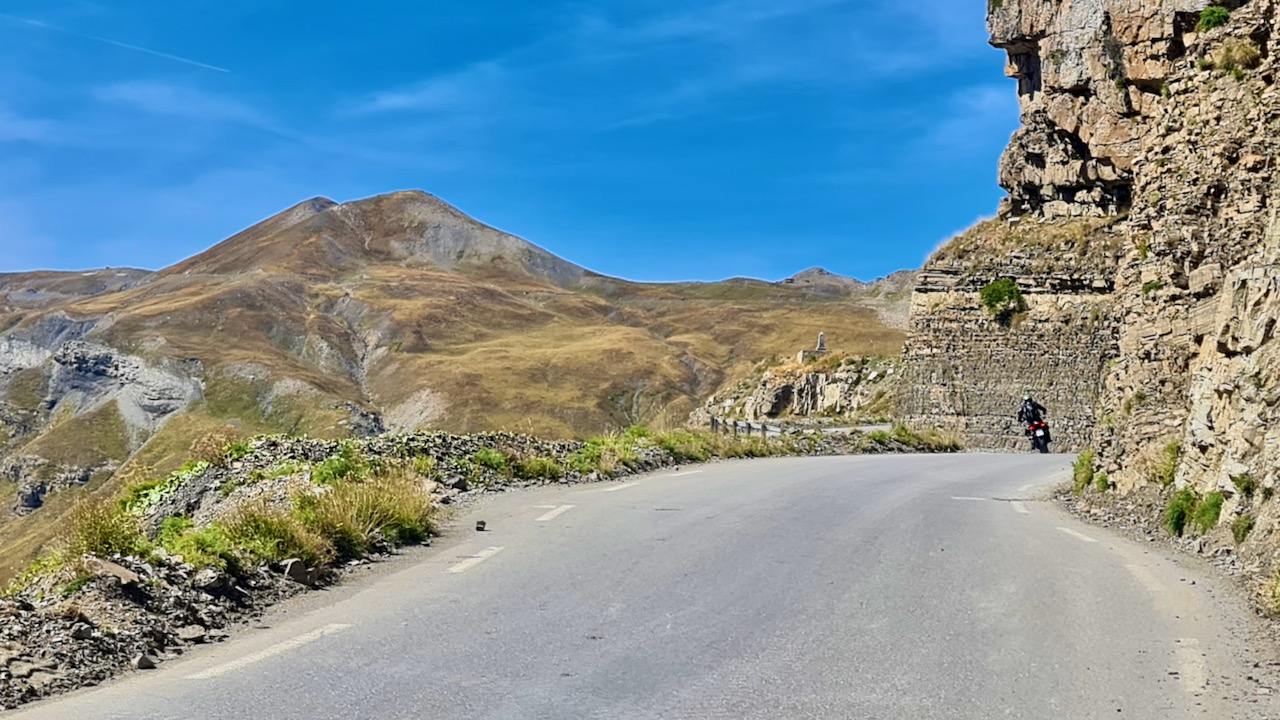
[908,0,1280,586]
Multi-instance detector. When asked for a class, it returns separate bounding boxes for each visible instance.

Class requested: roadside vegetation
[5,422,961,598]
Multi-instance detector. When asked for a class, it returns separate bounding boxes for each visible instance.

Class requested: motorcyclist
[1017,394,1047,424]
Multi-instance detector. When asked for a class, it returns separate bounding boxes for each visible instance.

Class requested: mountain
[0,190,909,578]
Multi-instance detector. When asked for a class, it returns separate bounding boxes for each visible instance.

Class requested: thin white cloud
[92,81,264,124]
[0,12,229,72]
[0,108,53,142]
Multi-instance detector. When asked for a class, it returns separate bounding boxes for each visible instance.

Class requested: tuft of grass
[471,448,509,474]
[1233,514,1256,544]
[1232,473,1257,499]
[1164,487,1199,537]
[410,455,436,478]
[1192,491,1225,534]
[293,472,435,559]
[157,519,241,572]
[189,428,239,467]
[1197,5,1230,32]
[120,461,211,515]
[655,430,714,464]
[66,500,150,558]
[225,504,334,568]
[1073,451,1096,495]
[1095,472,1110,494]
[513,456,565,481]
[1141,280,1165,295]
[1153,441,1180,486]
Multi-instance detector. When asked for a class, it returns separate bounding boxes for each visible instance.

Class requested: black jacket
[1018,399,1047,424]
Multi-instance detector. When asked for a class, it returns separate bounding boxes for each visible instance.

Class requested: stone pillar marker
[816,332,827,353]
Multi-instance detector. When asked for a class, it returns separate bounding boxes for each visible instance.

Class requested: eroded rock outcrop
[692,356,900,425]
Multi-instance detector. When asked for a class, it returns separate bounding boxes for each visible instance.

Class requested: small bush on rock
[1217,38,1262,73]
[514,457,565,481]
[1232,473,1257,499]
[1094,473,1110,494]
[1197,5,1230,32]
[979,278,1026,322]
[311,441,368,485]
[226,505,334,568]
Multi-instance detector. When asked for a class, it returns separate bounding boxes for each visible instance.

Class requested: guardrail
[708,417,783,439]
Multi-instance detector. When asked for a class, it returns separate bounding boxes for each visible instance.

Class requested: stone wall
[901,219,1121,451]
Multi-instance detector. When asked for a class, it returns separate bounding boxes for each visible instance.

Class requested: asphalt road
[8,454,1280,719]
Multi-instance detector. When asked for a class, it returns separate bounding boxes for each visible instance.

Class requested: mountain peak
[163,190,586,287]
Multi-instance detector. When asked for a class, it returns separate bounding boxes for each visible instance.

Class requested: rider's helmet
[1023,393,1031,401]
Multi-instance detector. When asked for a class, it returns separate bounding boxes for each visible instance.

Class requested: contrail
[0,12,230,73]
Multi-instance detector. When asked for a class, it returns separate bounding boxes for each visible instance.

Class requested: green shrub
[513,457,564,481]
[1192,491,1225,533]
[1232,473,1257,499]
[311,441,368,485]
[1197,5,1230,32]
[1217,37,1262,73]
[979,278,1026,319]
[1095,473,1110,494]
[158,521,241,572]
[225,505,333,568]
[410,455,436,478]
[567,443,603,474]
[1072,451,1096,495]
[224,439,253,463]
[1233,514,1256,544]
[1141,280,1164,295]
[66,500,150,558]
[867,430,891,445]
[1164,487,1198,537]
[294,473,435,559]
[472,448,509,473]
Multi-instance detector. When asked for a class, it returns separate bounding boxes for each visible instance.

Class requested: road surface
[8,454,1280,719]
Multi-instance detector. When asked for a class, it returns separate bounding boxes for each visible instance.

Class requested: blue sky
[0,0,1018,282]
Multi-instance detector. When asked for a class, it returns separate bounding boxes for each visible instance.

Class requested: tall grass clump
[1153,441,1181,486]
[294,472,435,559]
[66,500,150,558]
[1192,491,1225,533]
[471,448,509,474]
[513,457,565,481]
[1072,451,1096,495]
[1163,487,1198,537]
[1233,514,1256,544]
[225,504,334,568]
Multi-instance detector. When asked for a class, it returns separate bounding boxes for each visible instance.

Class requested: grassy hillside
[0,190,910,579]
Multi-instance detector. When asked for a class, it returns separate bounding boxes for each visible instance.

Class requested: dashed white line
[1057,527,1099,543]
[951,496,987,502]
[1011,501,1030,515]
[185,624,351,680]
[446,547,505,574]
[535,505,576,522]
[667,470,704,477]
[602,482,639,493]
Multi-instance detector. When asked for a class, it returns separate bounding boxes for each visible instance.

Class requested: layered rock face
[989,0,1217,218]
[911,0,1280,516]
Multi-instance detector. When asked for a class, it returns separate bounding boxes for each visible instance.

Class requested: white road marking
[951,496,987,502]
[535,505,576,522]
[185,624,351,680]
[1011,501,1030,515]
[602,482,639,493]
[534,504,559,510]
[1175,638,1209,693]
[1125,564,1165,595]
[446,547,505,574]
[667,470,704,477]
[1057,527,1098,543]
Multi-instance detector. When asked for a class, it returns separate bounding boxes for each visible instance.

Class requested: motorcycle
[1026,420,1051,454]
